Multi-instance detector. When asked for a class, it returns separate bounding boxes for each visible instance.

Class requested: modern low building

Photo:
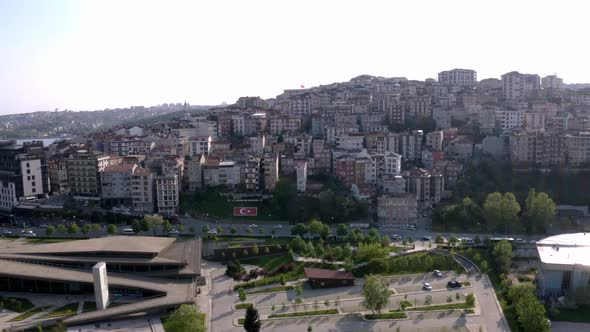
[0,236,202,330]
[304,267,354,288]
[536,233,590,298]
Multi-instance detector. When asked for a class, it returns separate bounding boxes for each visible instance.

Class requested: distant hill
[0,105,214,139]
[564,83,590,91]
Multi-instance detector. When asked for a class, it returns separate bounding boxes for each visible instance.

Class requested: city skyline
[1,0,590,115]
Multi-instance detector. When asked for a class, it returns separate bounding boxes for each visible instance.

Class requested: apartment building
[0,142,49,215]
[188,136,212,157]
[383,152,402,176]
[262,153,279,192]
[244,156,261,192]
[100,164,137,208]
[405,168,444,208]
[541,75,563,90]
[502,71,541,101]
[67,150,110,200]
[231,115,257,136]
[295,161,307,193]
[377,193,418,225]
[400,130,423,161]
[426,130,444,151]
[335,133,364,150]
[47,156,68,193]
[495,109,524,135]
[438,69,477,88]
[183,156,203,192]
[129,166,154,213]
[154,174,179,215]
[564,132,590,166]
[269,116,302,134]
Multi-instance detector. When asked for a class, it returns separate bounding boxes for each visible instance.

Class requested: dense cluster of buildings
[2,69,590,224]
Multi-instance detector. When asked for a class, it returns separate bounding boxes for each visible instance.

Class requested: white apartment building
[155,174,179,215]
[541,75,563,90]
[426,131,444,151]
[218,161,241,187]
[384,152,402,176]
[269,116,302,134]
[524,112,545,131]
[572,93,590,106]
[184,157,203,192]
[188,136,212,157]
[400,131,423,161]
[335,133,364,150]
[502,71,541,101]
[131,167,154,213]
[437,69,477,88]
[495,109,524,135]
[324,124,359,144]
[100,164,136,208]
[295,161,307,193]
[563,132,590,166]
[377,193,418,225]
[67,150,110,200]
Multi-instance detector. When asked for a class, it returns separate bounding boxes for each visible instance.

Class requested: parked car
[248,224,259,228]
[39,224,48,229]
[207,229,218,235]
[122,228,135,235]
[21,230,36,238]
[447,280,462,288]
[168,229,179,235]
[423,282,432,291]
[273,225,283,229]
[2,230,13,236]
[422,236,432,241]
[433,270,443,277]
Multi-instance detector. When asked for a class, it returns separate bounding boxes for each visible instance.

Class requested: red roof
[304,267,354,280]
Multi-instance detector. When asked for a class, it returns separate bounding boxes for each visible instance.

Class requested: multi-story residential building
[324,123,359,144]
[288,93,330,116]
[295,161,307,193]
[405,168,444,208]
[383,152,402,176]
[563,132,590,166]
[400,130,423,162]
[0,142,49,215]
[403,96,433,119]
[202,157,220,187]
[438,69,477,88]
[572,93,590,106]
[188,136,212,157]
[218,161,241,187]
[509,129,564,166]
[378,174,406,194]
[269,116,302,134]
[154,174,179,215]
[100,164,136,208]
[237,96,267,109]
[247,136,266,155]
[216,113,233,139]
[377,193,418,225]
[311,139,331,173]
[244,156,261,192]
[524,112,545,131]
[478,78,503,95]
[47,155,68,193]
[131,166,154,213]
[426,130,444,151]
[67,150,110,200]
[231,114,257,136]
[335,133,365,150]
[541,75,563,90]
[502,71,541,101]
[183,156,203,192]
[495,109,524,135]
[262,153,279,192]
[333,155,356,189]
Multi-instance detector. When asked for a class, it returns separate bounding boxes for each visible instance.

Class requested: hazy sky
[1,0,589,115]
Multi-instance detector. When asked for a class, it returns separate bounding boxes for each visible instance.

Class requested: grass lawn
[247,285,294,295]
[0,296,35,312]
[364,312,407,320]
[352,251,464,277]
[180,192,278,221]
[161,310,206,332]
[548,305,590,323]
[404,302,472,311]
[240,253,293,271]
[8,306,52,322]
[268,309,338,318]
[41,303,79,318]
[237,318,245,325]
[235,303,252,310]
[399,300,413,308]
[389,290,396,295]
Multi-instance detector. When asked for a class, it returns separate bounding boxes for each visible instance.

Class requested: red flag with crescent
[233,207,258,216]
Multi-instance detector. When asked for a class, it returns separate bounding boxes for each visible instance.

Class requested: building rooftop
[102,164,136,173]
[537,233,590,266]
[304,267,354,280]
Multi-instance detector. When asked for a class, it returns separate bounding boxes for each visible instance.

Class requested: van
[122,228,135,235]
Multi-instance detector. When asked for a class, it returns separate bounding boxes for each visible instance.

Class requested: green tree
[484,192,520,232]
[243,305,261,332]
[252,244,259,255]
[525,189,556,233]
[67,223,79,234]
[336,224,348,237]
[509,284,550,332]
[81,224,91,235]
[448,236,458,246]
[361,274,390,315]
[344,256,353,271]
[132,219,142,233]
[45,225,55,236]
[90,224,101,232]
[162,304,205,332]
[492,240,514,274]
[230,227,237,234]
[295,284,303,297]
[356,242,388,261]
[202,225,210,233]
[466,293,475,307]
[162,221,173,233]
[143,214,164,235]
[107,224,118,235]
[291,223,308,236]
[289,236,306,253]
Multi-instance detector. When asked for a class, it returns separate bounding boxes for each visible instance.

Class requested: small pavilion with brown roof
[303,267,355,288]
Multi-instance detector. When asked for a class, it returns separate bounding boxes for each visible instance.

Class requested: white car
[2,230,13,236]
[273,225,283,229]
[39,224,48,229]
[122,228,135,235]
[21,230,36,238]
[433,270,443,278]
[423,282,433,291]
[248,224,259,228]
[207,229,218,235]
[168,229,179,235]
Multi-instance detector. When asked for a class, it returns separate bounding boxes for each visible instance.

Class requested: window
[26,169,30,174]
[26,163,30,167]
[562,270,572,290]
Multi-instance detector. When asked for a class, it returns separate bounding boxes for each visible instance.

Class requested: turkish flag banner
[233,207,258,216]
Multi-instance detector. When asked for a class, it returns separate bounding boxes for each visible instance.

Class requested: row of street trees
[434,188,556,234]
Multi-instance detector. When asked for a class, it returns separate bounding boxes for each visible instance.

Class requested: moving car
[447,280,462,288]
[122,228,135,235]
[423,282,432,291]
[273,225,283,229]
[422,236,432,241]
[248,224,259,228]
[21,230,36,238]
[207,229,218,235]
[39,224,48,229]
[2,230,13,236]
[168,229,179,235]
[433,270,443,277]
